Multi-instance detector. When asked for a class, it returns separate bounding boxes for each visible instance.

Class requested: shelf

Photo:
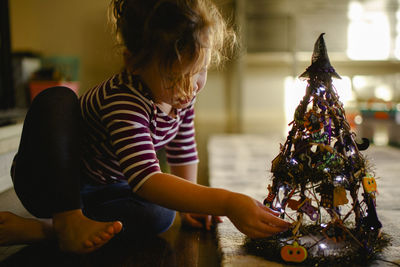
[245,52,400,76]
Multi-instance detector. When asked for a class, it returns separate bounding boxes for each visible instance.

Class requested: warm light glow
[354,115,363,125]
[284,76,353,135]
[353,76,367,89]
[374,85,393,101]
[395,11,400,59]
[348,1,363,21]
[333,76,354,105]
[284,77,307,135]
[347,1,390,60]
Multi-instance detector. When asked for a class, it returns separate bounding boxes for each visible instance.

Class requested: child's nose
[193,82,199,93]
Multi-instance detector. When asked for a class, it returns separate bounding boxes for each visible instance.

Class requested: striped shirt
[79,70,199,192]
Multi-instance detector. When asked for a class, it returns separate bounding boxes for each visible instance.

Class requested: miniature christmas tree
[246,33,389,265]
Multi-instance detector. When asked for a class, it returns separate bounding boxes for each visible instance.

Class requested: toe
[91,236,103,246]
[106,225,115,235]
[106,221,122,235]
[100,232,111,241]
[113,221,123,233]
[84,239,94,248]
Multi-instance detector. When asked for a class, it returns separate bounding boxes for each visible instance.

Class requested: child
[0,0,290,254]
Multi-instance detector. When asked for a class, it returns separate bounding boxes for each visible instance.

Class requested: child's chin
[174,104,188,109]
[173,101,191,109]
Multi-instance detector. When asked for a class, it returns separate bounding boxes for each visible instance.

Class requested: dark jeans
[11,87,175,239]
[80,181,175,238]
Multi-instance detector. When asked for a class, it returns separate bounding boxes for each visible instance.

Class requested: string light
[316,86,326,96]
[335,176,344,182]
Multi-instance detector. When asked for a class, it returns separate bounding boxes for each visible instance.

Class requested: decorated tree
[246,33,389,265]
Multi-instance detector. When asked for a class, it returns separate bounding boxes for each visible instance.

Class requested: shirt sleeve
[101,92,161,192]
[165,103,199,166]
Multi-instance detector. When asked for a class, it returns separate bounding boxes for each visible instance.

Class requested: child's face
[175,63,208,108]
[156,49,211,109]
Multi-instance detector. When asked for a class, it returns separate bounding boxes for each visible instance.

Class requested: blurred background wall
[9,0,123,93]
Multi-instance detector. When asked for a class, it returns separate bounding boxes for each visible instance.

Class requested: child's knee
[115,206,175,240]
[154,208,176,234]
[32,86,77,106]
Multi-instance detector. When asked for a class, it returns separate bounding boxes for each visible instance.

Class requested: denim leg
[80,181,176,239]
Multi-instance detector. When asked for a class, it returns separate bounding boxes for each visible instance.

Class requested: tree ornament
[304,110,323,133]
[300,200,319,221]
[263,184,276,208]
[362,175,377,194]
[361,193,382,230]
[333,186,349,207]
[280,241,308,263]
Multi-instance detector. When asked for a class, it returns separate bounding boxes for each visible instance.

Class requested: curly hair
[109,0,236,99]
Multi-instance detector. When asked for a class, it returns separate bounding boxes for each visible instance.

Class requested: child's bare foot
[0,211,53,245]
[53,209,122,254]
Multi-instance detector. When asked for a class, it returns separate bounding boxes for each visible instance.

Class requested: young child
[0,0,290,254]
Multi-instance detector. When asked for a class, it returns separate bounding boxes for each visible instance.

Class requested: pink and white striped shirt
[79,70,199,192]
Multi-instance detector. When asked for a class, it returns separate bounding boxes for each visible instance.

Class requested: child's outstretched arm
[169,163,222,230]
[136,172,291,238]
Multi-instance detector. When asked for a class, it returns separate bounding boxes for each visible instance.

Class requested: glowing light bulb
[316,86,326,96]
[354,115,363,125]
[319,243,328,249]
[335,176,343,182]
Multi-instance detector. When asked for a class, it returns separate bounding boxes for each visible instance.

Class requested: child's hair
[110,0,236,99]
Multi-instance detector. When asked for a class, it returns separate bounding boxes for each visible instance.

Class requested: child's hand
[180,212,223,230]
[225,193,291,239]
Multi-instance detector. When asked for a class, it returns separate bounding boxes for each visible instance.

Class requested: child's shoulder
[103,70,135,93]
[83,71,151,102]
